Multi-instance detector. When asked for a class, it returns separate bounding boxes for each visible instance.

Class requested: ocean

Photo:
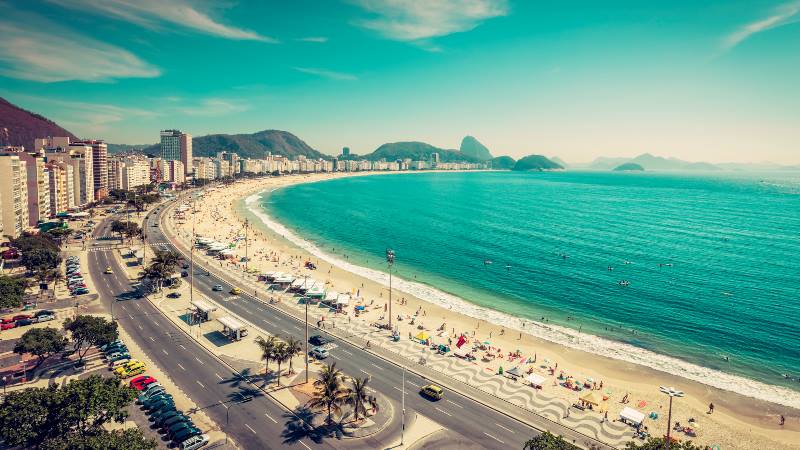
[257,170,800,406]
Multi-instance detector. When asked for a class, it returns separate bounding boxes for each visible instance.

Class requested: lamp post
[659,385,684,450]
[2,375,7,401]
[386,249,395,330]
[225,395,253,444]
[401,364,406,446]
[304,273,309,384]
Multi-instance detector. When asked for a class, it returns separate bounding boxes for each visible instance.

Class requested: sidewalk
[160,196,623,450]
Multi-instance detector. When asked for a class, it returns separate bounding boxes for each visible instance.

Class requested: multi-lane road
[87,196,599,450]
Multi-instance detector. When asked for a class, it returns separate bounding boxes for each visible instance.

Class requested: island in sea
[512,154,564,171]
[613,162,645,171]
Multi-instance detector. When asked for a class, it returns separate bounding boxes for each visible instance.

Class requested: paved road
[89,219,346,450]
[146,202,541,449]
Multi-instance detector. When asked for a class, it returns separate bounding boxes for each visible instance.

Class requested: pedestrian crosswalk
[86,242,171,252]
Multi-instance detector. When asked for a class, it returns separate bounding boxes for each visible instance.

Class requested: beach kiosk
[579,391,604,410]
[190,300,217,324]
[525,373,546,389]
[217,316,248,341]
[619,407,645,427]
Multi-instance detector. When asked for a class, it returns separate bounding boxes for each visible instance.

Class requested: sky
[1,0,798,164]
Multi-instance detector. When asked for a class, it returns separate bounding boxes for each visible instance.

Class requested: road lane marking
[215,373,223,381]
[196,380,205,388]
[262,319,274,326]
[292,325,301,330]
[179,344,187,350]
[264,413,277,423]
[359,369,370,376]
[245,424,257,434]
[446,400,463,408]
[162,349,169,355]
[483,433,504,444]
[137,324,143,330]
[148,337,155,342]
[177,363,186,371]
[435,407,452,417]
[369,363,383,370]
[219,400,228,409]
[195,357,204,364]
[392,386,404,392]
[496,423,514,433]
[299,441,311,450]
[281,329,291,335]
[341,350,353,356]
[153,321,161,328]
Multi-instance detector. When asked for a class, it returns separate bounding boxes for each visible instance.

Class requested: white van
[179,434,209,450]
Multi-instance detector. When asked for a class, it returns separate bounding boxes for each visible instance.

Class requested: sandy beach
[172,172,800,450]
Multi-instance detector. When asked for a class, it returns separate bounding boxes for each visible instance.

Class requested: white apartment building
[0,155,29,238]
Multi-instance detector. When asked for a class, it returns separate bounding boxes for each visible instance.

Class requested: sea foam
[245,190,800,409]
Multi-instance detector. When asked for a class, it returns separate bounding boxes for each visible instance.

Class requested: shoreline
[188,172,800,449]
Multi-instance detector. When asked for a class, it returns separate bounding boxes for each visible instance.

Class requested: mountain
[550,156,568,168]
[491,155,516,169]
[107,143,156,155]
[0,97,78,151]
[192,130,328,160]
[614,162,644,171]
[512,155,563,171]
[583,156,633,170]
[583,153,720,171]
[459,136,493,161]
[363,141,481,163]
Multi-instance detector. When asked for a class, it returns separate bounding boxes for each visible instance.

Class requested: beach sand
[173,172,800,450]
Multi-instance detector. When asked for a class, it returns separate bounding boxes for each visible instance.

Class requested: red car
[129,375,157,390]
[1,322,16,330]
[12,315,32,322]
[0,317,14,324]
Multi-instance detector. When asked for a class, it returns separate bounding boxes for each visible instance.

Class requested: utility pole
[244,218,249,272]
[304,273,309,384]
[190,192,195,307]
[401,364,406,446]
[386,249,395,330]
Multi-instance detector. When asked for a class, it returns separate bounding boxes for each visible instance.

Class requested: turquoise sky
[1,1,798,163]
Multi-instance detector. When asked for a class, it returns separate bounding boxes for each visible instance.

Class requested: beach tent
[415,332,430,341]
[619,407,645,426]
[335,294,350,306]
[505,366,523,379]
[525,373,546,388]
[580,390,603,406]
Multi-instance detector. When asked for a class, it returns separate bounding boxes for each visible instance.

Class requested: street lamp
[386,249,395,330]
[225,395,253,444]
[659,385,684,450]
[2,375,7,401]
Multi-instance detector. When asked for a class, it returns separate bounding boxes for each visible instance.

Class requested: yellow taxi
[104,266,113,274]
[114,360,145,376]
[420,384,444,400]
[230,287,242,295]
[117,365,146,379]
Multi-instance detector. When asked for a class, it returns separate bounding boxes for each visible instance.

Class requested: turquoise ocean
[256,171,800,406]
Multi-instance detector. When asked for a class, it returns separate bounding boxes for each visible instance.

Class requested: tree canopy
[21,247,62,272]
[624,437,707,450]
[0,275,27,308]
[0,375,146,449]
[14,327,67,369]
[11,232,60,253]
[523,432,582,450]
[63,315,119,364]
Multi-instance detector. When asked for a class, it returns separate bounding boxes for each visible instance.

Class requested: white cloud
[350,0,508,41]
[296,36,329,43]
[47,0,276,43]
[174,98,249,116]
[294,67,358,81]
[723,1,800,50]
[0,11,160,83]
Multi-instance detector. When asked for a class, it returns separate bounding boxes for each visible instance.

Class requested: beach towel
[638,400,647,408]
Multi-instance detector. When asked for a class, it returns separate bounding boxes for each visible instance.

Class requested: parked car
[144,394,174,410]
[15,319,34,327]
[212,284,223,291]
[171,427,201,444]
[166,292,182,299]
[179,433,209,450]
[36,314,55,323]
[12,315,32,322]
[1,317,15,324]
[1,322,15,330]
[72,288,90,295]
[109,356,132,367]
[155,410,184,427]
[130,375,157,390]
[100,340,123,351]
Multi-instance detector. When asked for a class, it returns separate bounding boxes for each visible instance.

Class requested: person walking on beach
[603,411,608,423]
[780,415,785,426]
[708,402,714,414]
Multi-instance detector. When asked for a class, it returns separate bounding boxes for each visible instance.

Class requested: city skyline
[1,1,799,164]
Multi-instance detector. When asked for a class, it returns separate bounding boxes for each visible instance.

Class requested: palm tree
[307,362,351,424]
[284,336,303,375]
[50,269,65,293]
[346,376,377,423]
[255,335,277,376]
[273,341,289,386]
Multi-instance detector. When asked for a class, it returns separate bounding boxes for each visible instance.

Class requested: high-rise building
[342,147,350,157]
[430,152,440,168]
[0,147,50,225]
[44,140,94,207]
[0,155,29,238]
[160,130,192,176]
[120,156,150,191]
[46,160,74,214]
[107,158,123,191]
[76,140,109,200]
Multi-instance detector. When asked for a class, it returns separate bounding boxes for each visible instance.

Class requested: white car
[36,314,55,323]
[179,433,209,450]
[310,347,329,359]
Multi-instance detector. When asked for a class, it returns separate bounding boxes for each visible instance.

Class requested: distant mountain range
[459,136,493,161]
[614,162,645,171]
[362,141,482,163]
[0,97,78,151]
[576,153,722,171]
